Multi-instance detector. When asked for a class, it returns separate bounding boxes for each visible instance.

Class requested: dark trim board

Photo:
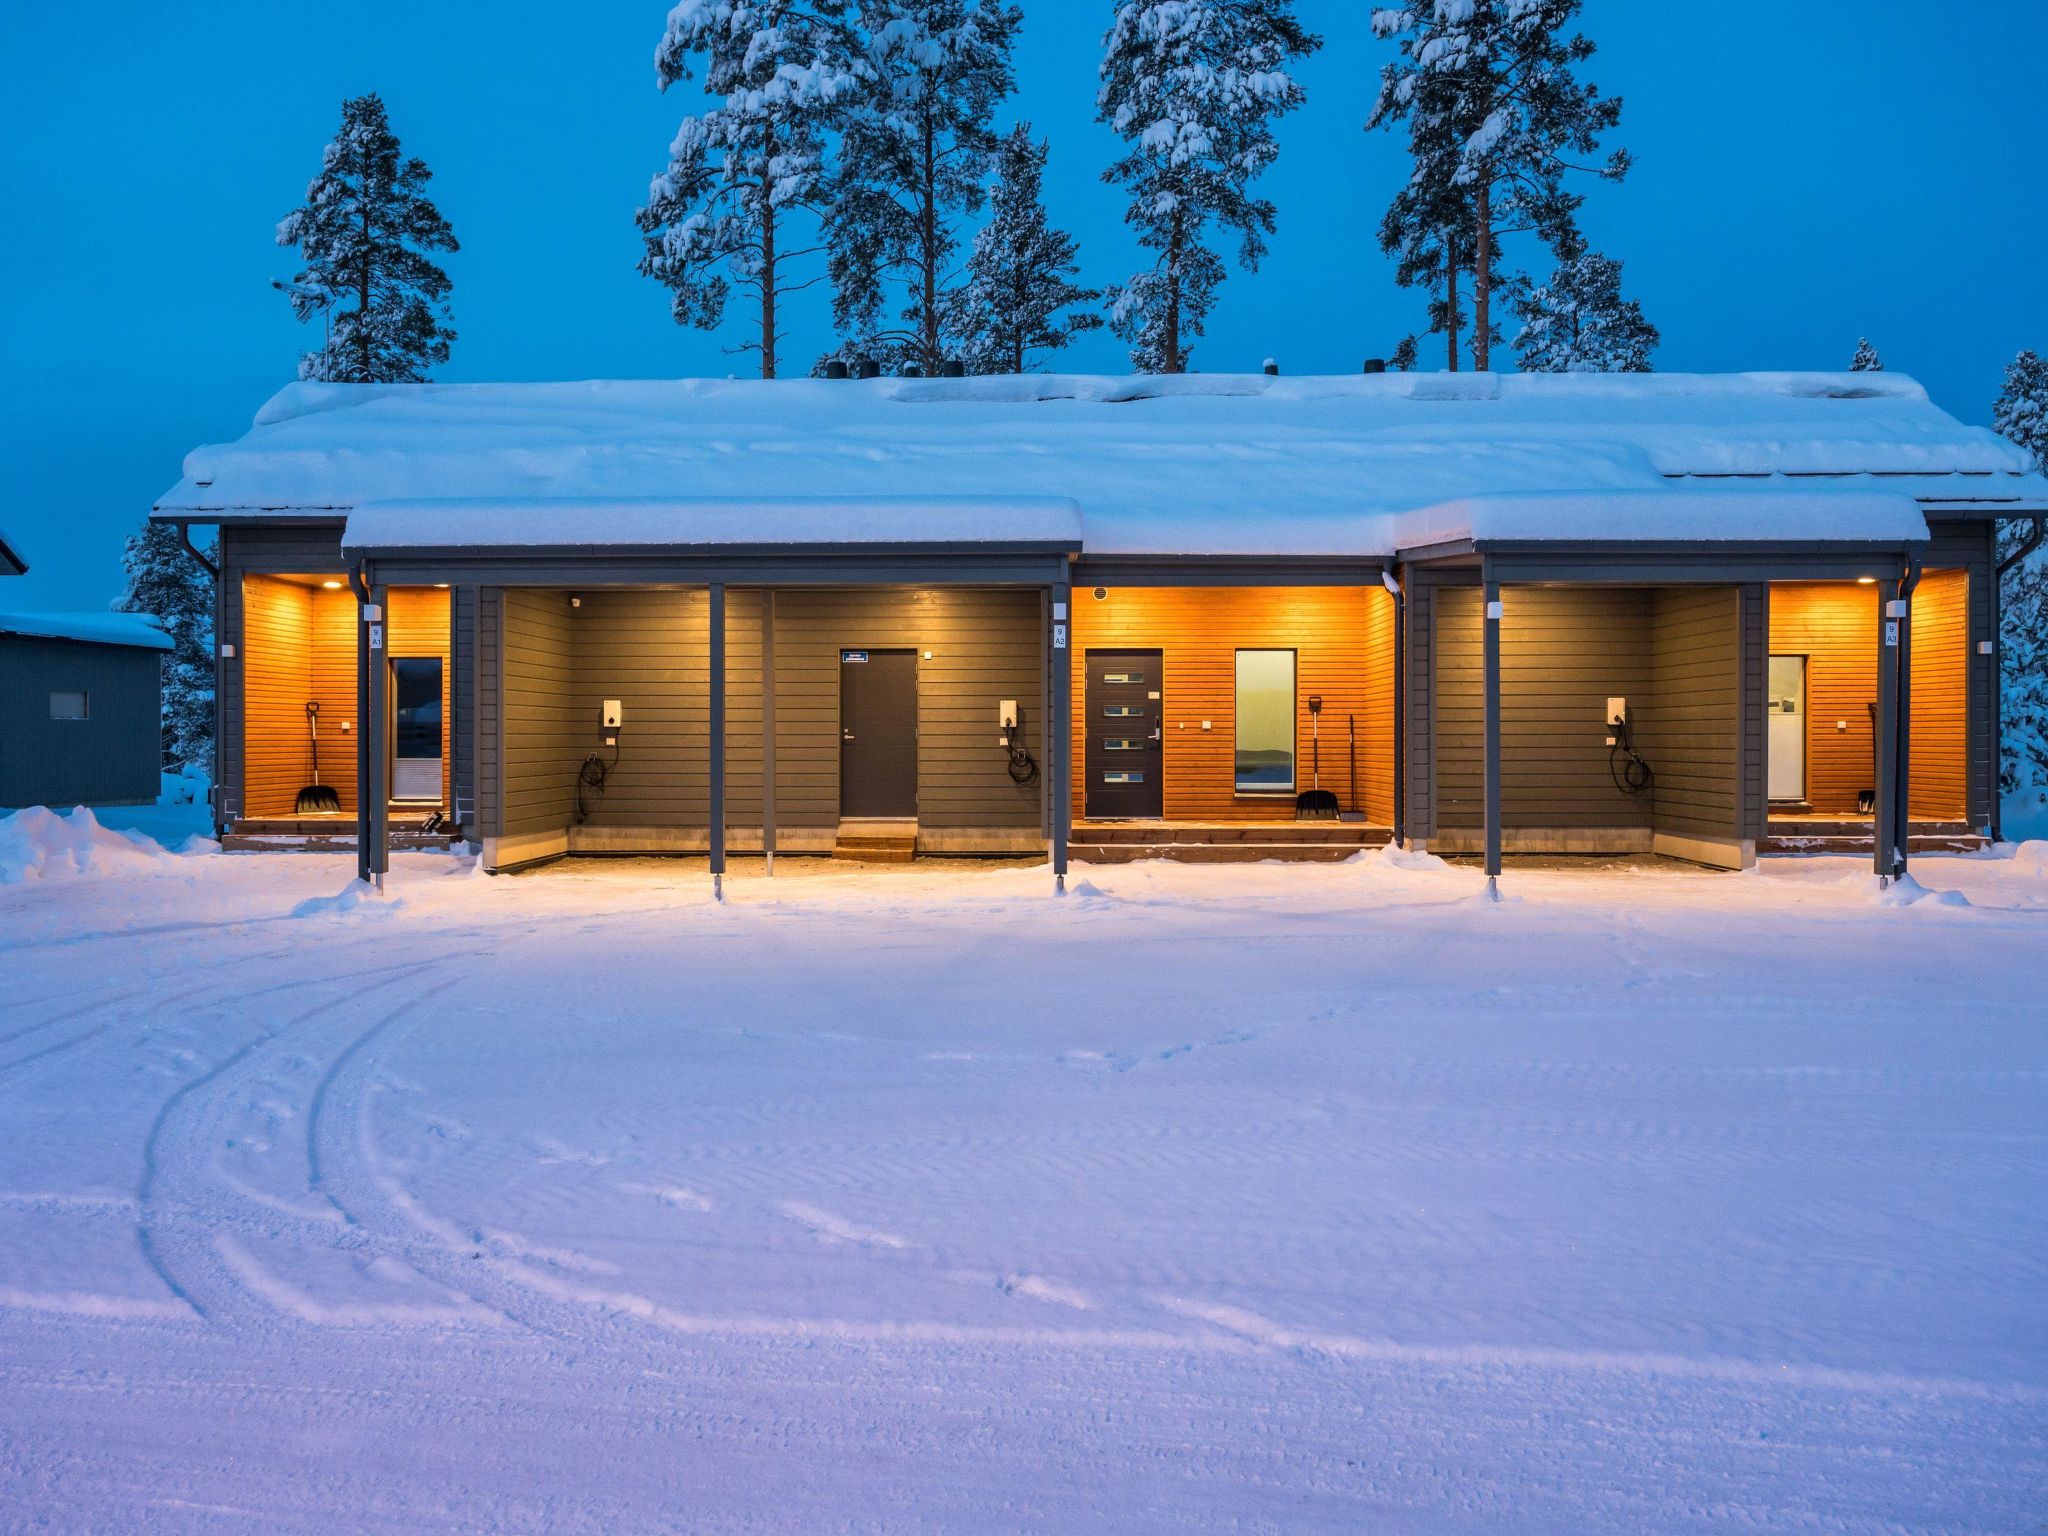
[1469,549,1914,586]
[1071,556,1390,587]
[361,554,1073,588]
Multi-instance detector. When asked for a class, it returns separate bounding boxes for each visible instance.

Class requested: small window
[49,691,88,720]
[1100,671,1144,685]
[1234,650,1295,793]
[1102,771,1145,784]
[1101,738,1143,751]
[1102,705,1144,717]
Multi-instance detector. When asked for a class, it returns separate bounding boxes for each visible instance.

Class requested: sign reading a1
[369,623,384,652]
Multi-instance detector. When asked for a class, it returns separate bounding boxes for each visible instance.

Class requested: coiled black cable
[1609,717,1653,797]
[576,742,620,823]
[1005,720,1038,785]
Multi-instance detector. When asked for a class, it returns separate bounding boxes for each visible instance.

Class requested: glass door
[389,657,444,804]
[1767,654,1806,803]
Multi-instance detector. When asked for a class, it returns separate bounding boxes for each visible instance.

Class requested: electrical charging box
[998,699,1018,746]
[602,700,624,729]
[1605,696,1628,727]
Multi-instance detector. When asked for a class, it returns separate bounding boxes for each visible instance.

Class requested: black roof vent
[942,358,966,378]
[1263,358,1279,376]
[1361,358,1386,375]
[824,359,848,380]
[856,358,882,380]
[901,362,922,378]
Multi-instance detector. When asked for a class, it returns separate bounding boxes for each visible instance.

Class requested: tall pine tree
[1369,1,1627,371]
[1515,239,1657,372]
[276,94,458,383]
[1850,337,1884,372]
[826,0,1022,374]
[945,126,1101,373]
[1994,348,2048,802]
[638,1,863,379]
[1097,0,1319,374]
[117,521,215,772]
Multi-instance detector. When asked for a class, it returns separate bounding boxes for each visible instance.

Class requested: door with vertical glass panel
[1085,649,1162,818]
[389,656,445,804]
[1767,654,1807,803]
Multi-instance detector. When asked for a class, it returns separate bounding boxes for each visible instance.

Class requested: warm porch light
[1856,576,1876,585]
[321,579,342,589]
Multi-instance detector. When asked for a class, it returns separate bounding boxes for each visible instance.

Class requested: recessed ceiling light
[321,579,343,589]
[1855,576,1876,585]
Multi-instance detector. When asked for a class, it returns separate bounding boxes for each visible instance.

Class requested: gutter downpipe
[350,560,375,888]
[171,523,225,835]
[1991,515,2046,843]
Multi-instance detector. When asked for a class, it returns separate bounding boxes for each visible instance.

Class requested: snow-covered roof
[0,524,26,575]
[155,371,2046,557]
[0,610,173,651]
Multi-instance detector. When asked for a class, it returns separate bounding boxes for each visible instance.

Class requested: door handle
[842,729,855,741]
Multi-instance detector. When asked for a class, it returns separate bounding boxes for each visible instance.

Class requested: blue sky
[2,1,2044,610]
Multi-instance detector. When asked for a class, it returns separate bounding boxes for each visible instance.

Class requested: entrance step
[222,814,460,853]
[833,819,917,862]
[1760,819,1987,855]
[1072,822,1391,863]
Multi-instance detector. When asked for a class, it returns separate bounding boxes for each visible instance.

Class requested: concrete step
[1760,832,1988,856]
[1074,840,1384,864]
[1073,822,1387,846]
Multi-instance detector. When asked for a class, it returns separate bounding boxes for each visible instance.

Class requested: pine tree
[826,0,1022,374]
[1369,1,1627,371]
[276,94,458,383]
[638,1,863,379]
[1097,0,1319,373]
[1515,238,1657,372]
[1850,337,1883,372]
[117,521,215,772]
[945,126,1102,373]
[1994,349,2048,800]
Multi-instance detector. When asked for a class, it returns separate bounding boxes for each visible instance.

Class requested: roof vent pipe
[824,359,848,380]
[856,358,881,380]
[901,362,922,378]
[1263,358,1279,376]
[1362,358,1386,374]
[943,358,966,378]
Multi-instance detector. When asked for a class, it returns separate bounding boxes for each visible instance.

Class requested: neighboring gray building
[0,611,171,809]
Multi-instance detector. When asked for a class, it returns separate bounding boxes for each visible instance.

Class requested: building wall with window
[1068,586,1396,823]
[0,633,163,808]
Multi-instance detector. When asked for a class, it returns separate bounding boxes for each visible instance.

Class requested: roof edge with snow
[0,610,173,651]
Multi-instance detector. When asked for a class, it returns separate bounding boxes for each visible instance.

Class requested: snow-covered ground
[1,829,2043,1532]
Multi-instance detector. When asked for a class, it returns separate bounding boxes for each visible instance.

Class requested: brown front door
[1085,649,1162,818]
[840,649,918,818]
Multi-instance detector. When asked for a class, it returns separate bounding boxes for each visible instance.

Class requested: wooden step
[1073,822,1388,846]
[1760,820,1986,855]
[833,821,919,862]
[1074,838,1386,864]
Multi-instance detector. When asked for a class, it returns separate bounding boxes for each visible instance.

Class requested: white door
[1767,655,1806,802]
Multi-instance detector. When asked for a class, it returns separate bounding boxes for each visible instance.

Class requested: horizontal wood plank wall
[308,587,360,812]
[500,588,577,837]
[1739,584,1768,842]
[1926,521,1995,826]
[1643,587,1743,839]
[1069,586,1395,822]
[1434,586,1656,830]
[451,585,476,831]
[492,587,1044,838]
[1767,583,1878,815]
[477,588,503,837]
[1908,566,1969,819]
[385,587,453,809]
[239,574,314,818]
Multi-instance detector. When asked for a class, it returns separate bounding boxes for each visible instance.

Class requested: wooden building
[0,610,171,810]
[155,370,2047,889]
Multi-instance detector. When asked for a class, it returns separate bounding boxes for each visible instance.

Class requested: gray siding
[451,584,477,834]
[1404,566,1468,838]
[476,586,1044,842]
[1641,587,1743,840]
[1432,584,1747,837]
[0,636,163,807]
[477,587,503,838]
[1925,518,1996,828]
[1739,583,1767,841]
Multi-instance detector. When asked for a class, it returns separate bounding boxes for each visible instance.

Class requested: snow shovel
[1295,695,1340,820]
[296,702,342,814]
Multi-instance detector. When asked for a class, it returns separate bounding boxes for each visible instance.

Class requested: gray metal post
[1387,567,1406,846]
[709,581,727,899]
[1892,566,1917,877]
[1482,570,1503,891]
[1050,579,1071,894]
[1874,577,1900,880]
[366,582,391,889]
[353,569,372,885]
[761,588,775,876]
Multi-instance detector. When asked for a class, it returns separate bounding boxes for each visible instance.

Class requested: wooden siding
[1739,584,1768,841]
[385,586,453,810]
[483,586,1043,841]
[0,635,163,807]
[1926,520,1995,827]
[1909,564,1971,821]
[451,585,477,831]
[1641,587,1743,840]
[1435,586,1656,830]
[1067,586,1395,823]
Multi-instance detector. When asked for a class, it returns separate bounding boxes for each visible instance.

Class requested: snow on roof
[0,524,26,575]
[0,610,173,651]
[156,371,2044,556]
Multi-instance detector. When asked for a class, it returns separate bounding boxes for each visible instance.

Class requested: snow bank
[0,807,182,885]
[1855,871,1971,909]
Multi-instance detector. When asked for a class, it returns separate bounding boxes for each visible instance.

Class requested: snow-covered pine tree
[1850,337,1884,372]
[1514,238,1657,372]
[1369,1,1627,371]
[826,0,1022,374]
[1994,349,2048,801]
[1097,0,1319,373]
[117,520,215,771]
[276,94,458,383]
[638,1,863,379]
[945,125,1102,373]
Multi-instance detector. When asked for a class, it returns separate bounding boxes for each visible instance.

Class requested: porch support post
[1890,557,1920,878]
[353,566,372,885]
[1874,576,1900,880]
[761,588,775,876]
[1386,566,1406,846]
[1049,578,1071,894]
[1482,566,1503,892]
[709,581,727,900]
[366,580,391,890]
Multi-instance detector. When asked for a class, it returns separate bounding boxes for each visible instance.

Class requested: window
[1234,650,1295,793]
[49,691,88,720]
